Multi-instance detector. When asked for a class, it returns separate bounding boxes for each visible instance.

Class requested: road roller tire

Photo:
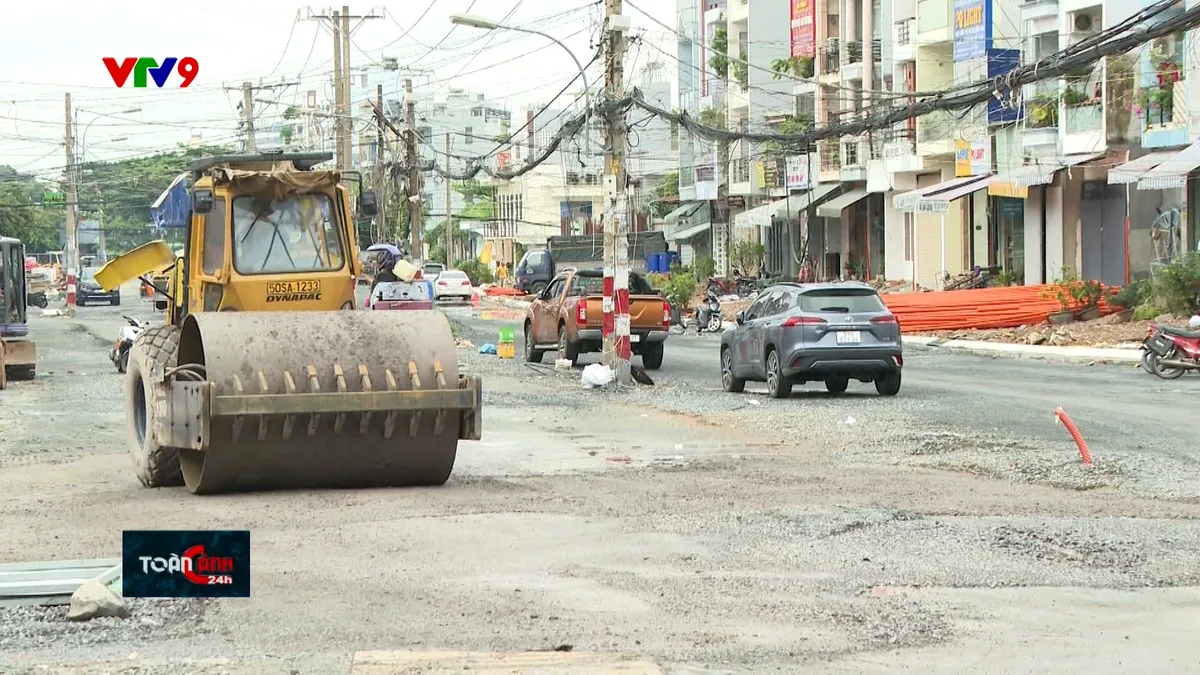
[125,325,185,488]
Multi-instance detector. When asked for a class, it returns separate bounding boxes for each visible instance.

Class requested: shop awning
[988,154,1103,197]
[663,201,704,225]
[732,185,838,232]
[733,201,772,231]
[1108,151,1177,185]
[666,220,712,242]
[1137,142,1200,190]
[893,175,990,213]
[816,188,868,218]
[767,184,840,220]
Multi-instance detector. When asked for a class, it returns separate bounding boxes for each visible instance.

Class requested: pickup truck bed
[524,269,670,369]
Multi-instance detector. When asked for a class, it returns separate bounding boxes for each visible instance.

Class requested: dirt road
[1,295,1199,674]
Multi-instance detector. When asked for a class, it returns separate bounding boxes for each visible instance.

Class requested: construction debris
[67,580,129,622]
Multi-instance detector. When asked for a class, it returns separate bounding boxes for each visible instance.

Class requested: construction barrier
[882,285,1114,333]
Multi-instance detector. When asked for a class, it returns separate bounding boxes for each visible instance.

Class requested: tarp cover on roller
[209,166,341,204]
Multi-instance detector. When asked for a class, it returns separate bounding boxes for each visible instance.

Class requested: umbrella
[366,243,400,256]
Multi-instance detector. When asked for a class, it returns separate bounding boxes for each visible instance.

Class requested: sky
[0,0,677,184]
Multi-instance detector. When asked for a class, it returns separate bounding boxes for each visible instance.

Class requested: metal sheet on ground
[0,558,121,607]
[350,651,665,674]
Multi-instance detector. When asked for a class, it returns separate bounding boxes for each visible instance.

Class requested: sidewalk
[902,335,1142,365]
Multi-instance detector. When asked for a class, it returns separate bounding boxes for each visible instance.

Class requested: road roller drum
[126,310,482,494]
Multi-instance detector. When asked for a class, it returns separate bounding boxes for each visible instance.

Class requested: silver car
[719,282,903,398]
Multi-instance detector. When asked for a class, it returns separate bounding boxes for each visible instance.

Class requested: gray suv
[719,282,903,398]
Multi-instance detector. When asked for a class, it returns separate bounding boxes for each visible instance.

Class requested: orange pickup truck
[523,268,671,369]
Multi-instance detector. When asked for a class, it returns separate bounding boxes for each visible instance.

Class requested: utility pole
[340,6,352,171]
[241,82,257,152]
[445,132,454,268]
[300,6,383,171]
[404,78,422,260]
[374,84,388,245]
[331,11,344,167]
[63,93,78,317]
[224,81,298,151]
[602,0,631,383]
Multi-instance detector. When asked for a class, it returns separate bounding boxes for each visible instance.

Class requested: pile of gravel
[0,599,212,651]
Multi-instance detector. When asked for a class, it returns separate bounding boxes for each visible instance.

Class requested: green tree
[280,106,301,146]
[708,25,730,79]
[650,171,679,218]
[453,179,494,221]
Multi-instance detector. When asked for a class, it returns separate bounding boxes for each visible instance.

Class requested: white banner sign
[785,155,811,189]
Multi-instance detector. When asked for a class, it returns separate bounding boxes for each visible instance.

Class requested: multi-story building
[725,0,794,243]
[671,0,727,269]
[976,0,1141,287]
[1107,0,1195,280]
[492,91,611,247]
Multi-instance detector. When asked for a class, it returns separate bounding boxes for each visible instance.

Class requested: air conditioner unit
[1073,13,1096,33]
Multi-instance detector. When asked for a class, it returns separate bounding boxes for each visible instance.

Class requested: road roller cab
[94,152,483,494]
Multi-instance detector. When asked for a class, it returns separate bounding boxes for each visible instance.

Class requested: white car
[433,270,474,303]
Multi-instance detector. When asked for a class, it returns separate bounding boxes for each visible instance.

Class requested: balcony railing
[844,40,862,65]
[1066,101,1102,134]
[822,39,840,74]
[884,127,917,155]
[1140,82,1185,128]
[896,19,913,46]
[732,158,751,183]
[819,139,841,172]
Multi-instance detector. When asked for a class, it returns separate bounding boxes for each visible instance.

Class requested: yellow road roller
[94,152,482,494]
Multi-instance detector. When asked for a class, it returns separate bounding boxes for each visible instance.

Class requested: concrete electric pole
[63,93,78,316]
[300,5,382,171]
[602,0,631,383]
[331,11,344,166]
[374,83,388,244]
[445,132,454,269]
[241,82,257,151]
[404,78,423,260]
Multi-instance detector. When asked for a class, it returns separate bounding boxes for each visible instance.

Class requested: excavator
[94,151,482,495]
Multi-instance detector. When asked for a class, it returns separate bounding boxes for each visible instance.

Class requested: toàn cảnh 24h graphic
[122,530,250,598]
[103,57,199,88]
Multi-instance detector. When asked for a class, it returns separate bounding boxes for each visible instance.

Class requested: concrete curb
[903,335,1142,365]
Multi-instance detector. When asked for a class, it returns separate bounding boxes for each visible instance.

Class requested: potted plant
[1107,279,1147,322]
[1042,275,1079,324]
[993,268,1017,287]
[1073,279,1105,321]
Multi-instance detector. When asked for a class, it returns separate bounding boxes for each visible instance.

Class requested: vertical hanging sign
[952,0,989,62]
[791,0,816,58]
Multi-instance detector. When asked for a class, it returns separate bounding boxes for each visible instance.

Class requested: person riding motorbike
[370,251,400,293]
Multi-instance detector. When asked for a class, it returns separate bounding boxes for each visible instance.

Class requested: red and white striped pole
[65,272,77,313]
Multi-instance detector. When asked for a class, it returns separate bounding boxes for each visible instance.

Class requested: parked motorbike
[110,316,148,374]
[707,274,756,298]
[1142,314,1200,379]
[694,289,723,333]
[27,290,47,308]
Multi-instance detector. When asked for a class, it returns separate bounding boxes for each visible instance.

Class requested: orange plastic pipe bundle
[881,285,1114,333]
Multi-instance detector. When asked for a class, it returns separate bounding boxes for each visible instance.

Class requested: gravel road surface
[0,293,1198,674]
[452,302,1200,501]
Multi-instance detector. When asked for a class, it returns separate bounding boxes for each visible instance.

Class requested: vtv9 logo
[103,57,199,88]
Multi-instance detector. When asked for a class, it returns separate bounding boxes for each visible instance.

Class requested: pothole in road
[989,525,1148,570]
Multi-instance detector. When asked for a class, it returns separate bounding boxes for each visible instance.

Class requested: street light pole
[77,108,140,262]
[449,13,592,150]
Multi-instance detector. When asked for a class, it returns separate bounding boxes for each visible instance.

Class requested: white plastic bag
[581,363,615,388]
